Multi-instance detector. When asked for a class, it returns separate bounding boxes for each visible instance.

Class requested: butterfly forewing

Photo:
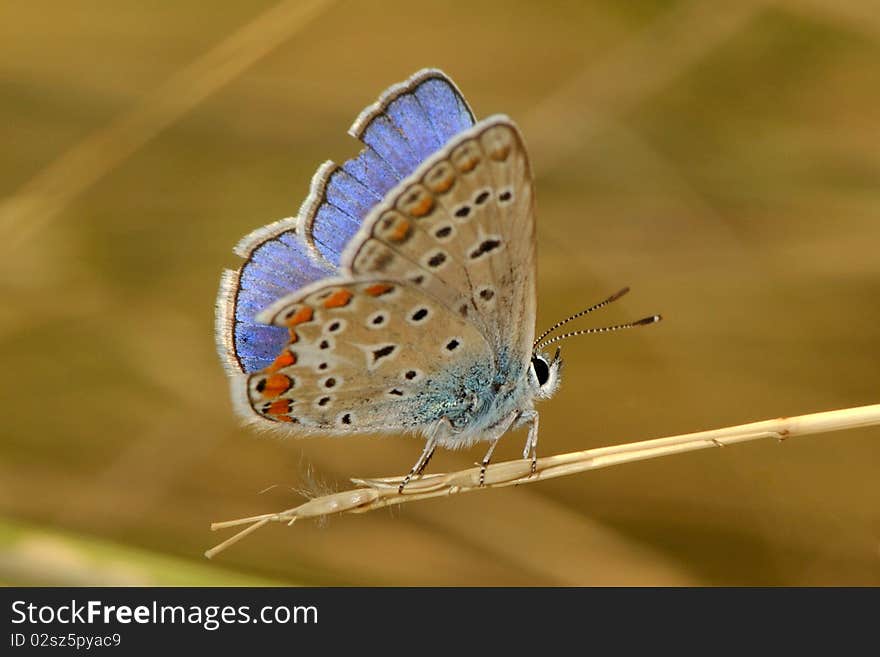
[342,116,537,360]
[297,69,475,268]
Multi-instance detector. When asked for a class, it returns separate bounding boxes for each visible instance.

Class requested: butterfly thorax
[417,347,533,449]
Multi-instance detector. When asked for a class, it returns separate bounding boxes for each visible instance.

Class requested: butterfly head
[527,287,662,403]
[528,347,562,400]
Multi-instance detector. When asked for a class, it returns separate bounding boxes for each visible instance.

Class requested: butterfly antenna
[537,314,661,350]
[533,287,631,348]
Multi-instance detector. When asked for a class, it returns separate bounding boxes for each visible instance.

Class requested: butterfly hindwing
[239,278,492,432]
[216,220,335,375]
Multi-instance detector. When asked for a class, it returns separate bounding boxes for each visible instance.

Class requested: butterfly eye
[531,356,550,387]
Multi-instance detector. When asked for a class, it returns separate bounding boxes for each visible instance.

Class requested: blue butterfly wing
[217,70,475,375]
[217,223,333,374]
[300,70,475,265]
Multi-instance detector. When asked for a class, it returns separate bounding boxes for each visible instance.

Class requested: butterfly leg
[478,437,501,487]
[415,445,436,476]
[399,419,453,493]
[398,437,437,493]
[520,410,539,474]
[477,411,520,486]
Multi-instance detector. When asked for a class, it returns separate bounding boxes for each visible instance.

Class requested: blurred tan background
[1,0,878,586]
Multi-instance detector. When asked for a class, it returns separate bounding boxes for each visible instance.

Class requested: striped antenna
[532,287,630,348]
[536,315,661,350]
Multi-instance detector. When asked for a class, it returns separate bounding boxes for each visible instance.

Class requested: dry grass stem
[205,403,880,558]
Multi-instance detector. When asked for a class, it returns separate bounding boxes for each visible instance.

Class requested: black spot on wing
[427,251,447,268]
[372,344,397,362]
[469,239,502,260]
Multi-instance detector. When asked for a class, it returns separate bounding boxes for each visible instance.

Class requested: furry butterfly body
[216,69,563,481]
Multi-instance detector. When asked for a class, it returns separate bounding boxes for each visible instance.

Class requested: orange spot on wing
[269,350,296,372]
[285,306,313,326]
[262,373,292,397]
[426,164,456,193]
[365,283,393,297]
[389,218,411,242]
[267,399,292,415]
[488,144,510,160]
[454,147,481,172]
[408,195,434,217]
[324,289,353,309]
[275,415,296,423]
[431,175,454,193]
[483,126,513,161]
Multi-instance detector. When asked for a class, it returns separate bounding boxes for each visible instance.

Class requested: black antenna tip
[634,314,662,326]
[609,287,631,303]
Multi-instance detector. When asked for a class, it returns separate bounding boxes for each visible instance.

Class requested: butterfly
[215,69,659,490]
